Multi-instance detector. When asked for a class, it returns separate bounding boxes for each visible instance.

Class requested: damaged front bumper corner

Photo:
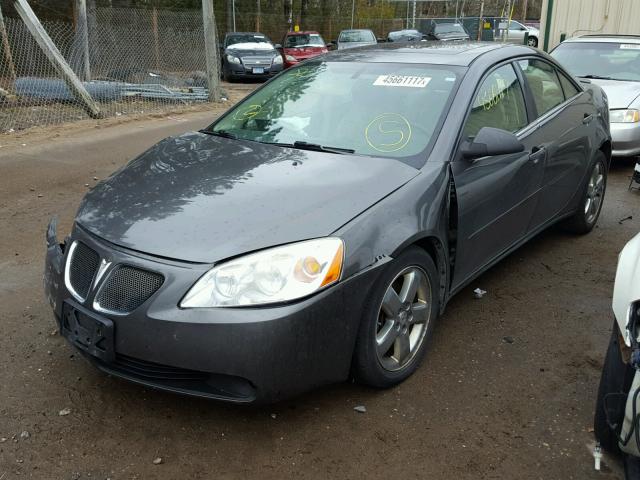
[44,216,65,315]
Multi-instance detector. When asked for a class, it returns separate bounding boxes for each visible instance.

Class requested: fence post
[13,0,101,118]
[74,0,91,80]
[152,7,160,70]
[202,0,221,102]
[0,4,17,82]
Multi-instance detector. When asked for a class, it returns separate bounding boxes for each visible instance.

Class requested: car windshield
[388,30,422,41]
[339,30,375,43]
[435,23,466,34]
[209,62,461,162]
[227,34,271,47]
[285,33,325,48]
[552,41,640,81]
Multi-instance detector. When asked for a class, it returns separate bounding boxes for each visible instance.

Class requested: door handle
[583,113,594,124]
[529,146,546,164]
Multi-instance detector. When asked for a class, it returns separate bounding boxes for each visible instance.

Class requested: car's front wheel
[527,36,538,47]
[353,247,439,388]
[563,151,607,234]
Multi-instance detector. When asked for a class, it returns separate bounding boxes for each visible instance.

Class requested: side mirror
[461,127,524,159]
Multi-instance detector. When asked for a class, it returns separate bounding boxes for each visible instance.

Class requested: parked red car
[280,31,328,68]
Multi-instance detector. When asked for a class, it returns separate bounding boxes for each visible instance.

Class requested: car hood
[284,46,326,58]
[588,78,640,109]
[225,47,277,57]
[76,132,419,263]
[436,32,469,41]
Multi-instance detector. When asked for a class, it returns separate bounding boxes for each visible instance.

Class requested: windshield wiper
[577,74,617,81]
[273,141,356,155]
[199,129,237,139]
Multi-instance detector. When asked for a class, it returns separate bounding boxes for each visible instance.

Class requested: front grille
[241,56,272,67]
[68,242,100,301]
[95,265,163,314]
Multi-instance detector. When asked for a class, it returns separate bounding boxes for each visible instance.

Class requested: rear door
[451,62,546,289]
[516,58,594,228]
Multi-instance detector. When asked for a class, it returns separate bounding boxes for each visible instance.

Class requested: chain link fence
[0,7,217,133]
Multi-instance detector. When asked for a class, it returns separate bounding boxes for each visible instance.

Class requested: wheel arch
[599,139,612,168]
[390,234,449,314]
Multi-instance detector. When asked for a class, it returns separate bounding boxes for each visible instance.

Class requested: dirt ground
[0,92,638,479]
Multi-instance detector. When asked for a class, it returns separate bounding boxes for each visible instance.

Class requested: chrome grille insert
[94,265,164,315]
[64,241,100,302]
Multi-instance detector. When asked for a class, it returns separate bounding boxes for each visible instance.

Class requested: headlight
[272,54,283,65]
[285,54,298,62]
[226,54,241,64]
[610,109,640,123]
[181,238,344,308]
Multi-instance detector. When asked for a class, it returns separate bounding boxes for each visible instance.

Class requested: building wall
[541,0,640,51]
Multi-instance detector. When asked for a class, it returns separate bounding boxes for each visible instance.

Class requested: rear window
[210,61,463,165]
[285,34,325,48]
[339,30,376,43]
[552,41,640,81]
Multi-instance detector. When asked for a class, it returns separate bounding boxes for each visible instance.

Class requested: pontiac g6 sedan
[44,42,610,403]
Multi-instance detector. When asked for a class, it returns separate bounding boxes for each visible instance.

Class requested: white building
[540,0,640,51]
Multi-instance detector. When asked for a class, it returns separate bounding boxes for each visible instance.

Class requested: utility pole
[351,0,355,29]
[13,0,101,118]
[232,0,236,31]
[74,0,91,80]
[202,0,221,101]
[0,4,17,81]
[256,0,260,32]
[412,0,416,29]
[522,0,529,21]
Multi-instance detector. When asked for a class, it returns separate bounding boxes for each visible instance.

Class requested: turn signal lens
[610,109,640,123]
[181,238,344,308]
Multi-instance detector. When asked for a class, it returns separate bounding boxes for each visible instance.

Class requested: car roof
[285,31,320,36]
[564,34,640,44]
[340,29,373,33]
[225,32,265,37]
[324,41,531,67]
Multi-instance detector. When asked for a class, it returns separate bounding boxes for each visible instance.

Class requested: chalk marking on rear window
[620,44,640,49]
[233,104,262,121]
[373,75,431,88]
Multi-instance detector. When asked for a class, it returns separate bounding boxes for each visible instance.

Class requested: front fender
[613,233,640,346]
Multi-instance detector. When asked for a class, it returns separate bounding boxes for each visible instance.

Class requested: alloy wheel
[584,161,605,224]
[375,266,432,372]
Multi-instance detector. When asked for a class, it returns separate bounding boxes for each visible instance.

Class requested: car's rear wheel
[527,36,538,47]
[353,247,439,388]
[563,151,607,234]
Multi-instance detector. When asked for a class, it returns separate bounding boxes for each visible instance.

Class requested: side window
[557,71,581,99]
[463,64,528,139]
[518,59,565,116]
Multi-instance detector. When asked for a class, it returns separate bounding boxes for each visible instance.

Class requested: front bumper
[226,62,283,79]
[44,222,381,403]
[610,121,640,157]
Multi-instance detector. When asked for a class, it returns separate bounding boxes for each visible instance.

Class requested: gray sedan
[336,29,377,50]
[44,42,610,403]
[552,35,640,157]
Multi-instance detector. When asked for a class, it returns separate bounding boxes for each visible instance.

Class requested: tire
[352,246,440,388]
[562,151,607,234]
[527,36,538,47]
[594,323,633,454]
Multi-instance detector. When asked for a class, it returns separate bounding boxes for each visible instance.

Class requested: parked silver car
[336,29,377,50]
[496,20,539,47]
[552,35,640,157]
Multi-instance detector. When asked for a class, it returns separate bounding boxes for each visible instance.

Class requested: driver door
[450,63,546,290]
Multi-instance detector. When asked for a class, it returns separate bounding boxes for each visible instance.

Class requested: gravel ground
[0,99,638,479]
